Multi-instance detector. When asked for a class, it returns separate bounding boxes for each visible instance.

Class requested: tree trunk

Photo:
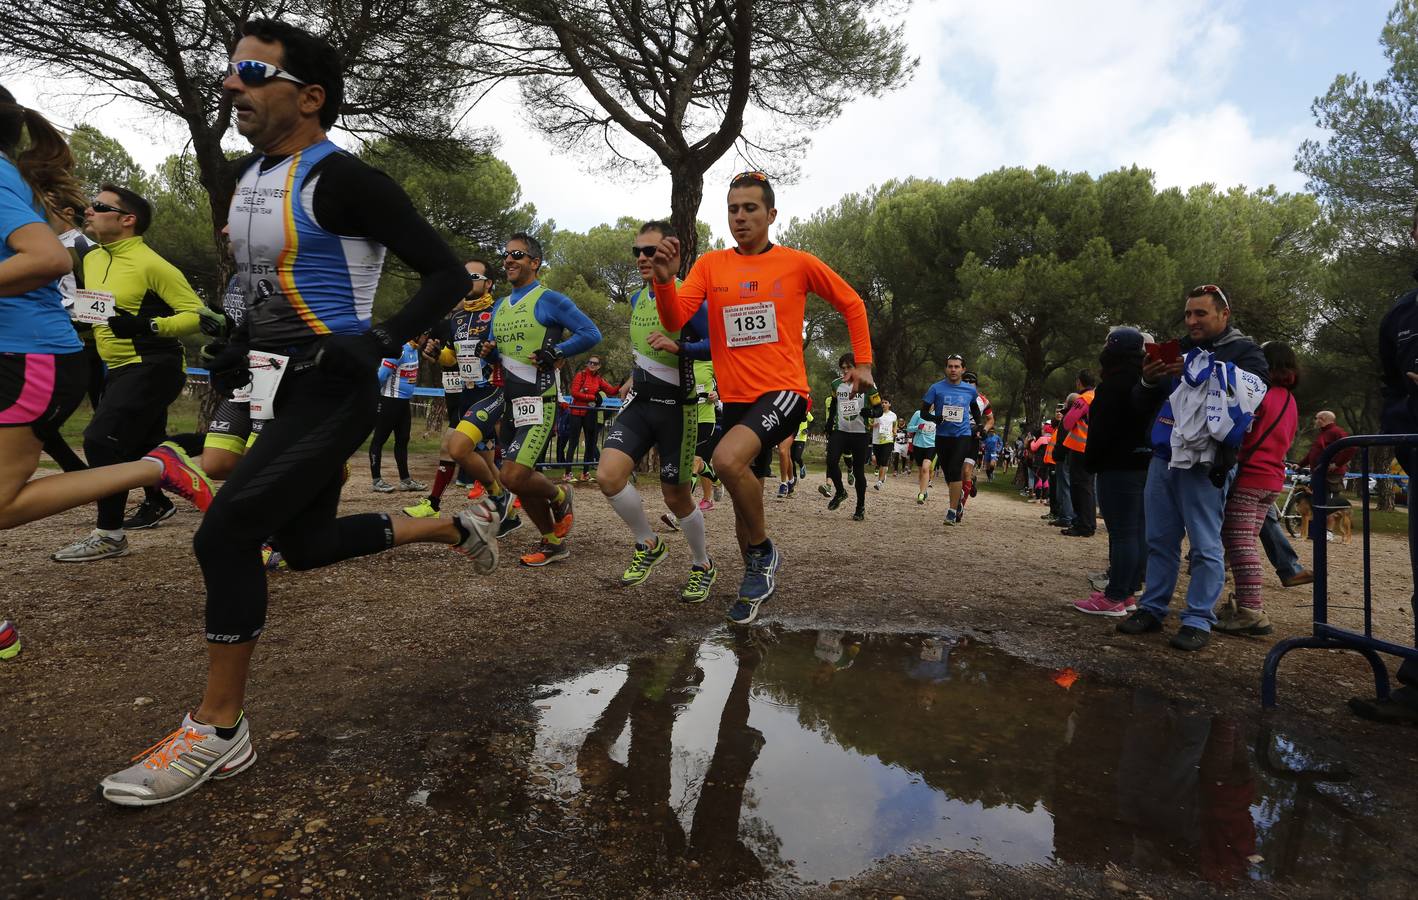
[1020,339,1047,431]
[1373,444,1396,511]
[191,124,236,299]
[670,165,706,275]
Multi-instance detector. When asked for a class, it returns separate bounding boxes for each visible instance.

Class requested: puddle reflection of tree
[576,631,780,887]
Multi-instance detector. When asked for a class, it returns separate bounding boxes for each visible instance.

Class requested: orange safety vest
[1043,427,1058,465]
[1062,390,1095,453]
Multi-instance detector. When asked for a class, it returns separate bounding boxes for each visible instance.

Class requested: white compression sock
[677,507,710,567]
[608,483,656,545]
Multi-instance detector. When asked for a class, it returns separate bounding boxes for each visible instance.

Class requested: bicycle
[1276,466,1309,538]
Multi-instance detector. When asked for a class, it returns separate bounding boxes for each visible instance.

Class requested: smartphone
[1144,339,1182,364]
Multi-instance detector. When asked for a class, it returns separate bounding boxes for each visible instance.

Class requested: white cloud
[3,0,1322,239]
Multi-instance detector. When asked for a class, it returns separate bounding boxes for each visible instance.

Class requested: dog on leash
[1293,487,1353,544]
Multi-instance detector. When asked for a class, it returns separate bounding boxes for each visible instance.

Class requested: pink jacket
[1234,386,1297,493]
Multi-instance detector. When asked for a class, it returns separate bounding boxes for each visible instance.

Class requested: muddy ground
[4,457,1417,899]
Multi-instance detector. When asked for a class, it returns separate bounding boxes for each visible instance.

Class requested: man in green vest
[481,232,602,566]
[596,221,717,602]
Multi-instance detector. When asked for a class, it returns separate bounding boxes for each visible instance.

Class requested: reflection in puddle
[513,628,1381,890]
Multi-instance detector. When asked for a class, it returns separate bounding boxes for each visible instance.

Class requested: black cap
[1103,327,1145,356]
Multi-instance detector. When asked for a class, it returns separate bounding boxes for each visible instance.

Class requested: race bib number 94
[722,301,779,348]
[942,405,966,424]
[511,395,545,428]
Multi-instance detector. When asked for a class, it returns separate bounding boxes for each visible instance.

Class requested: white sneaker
[51,530,130,563]
[101,712,255,806]
[452,499,500,575]
[397,478,427,492]
[371,478,396,493]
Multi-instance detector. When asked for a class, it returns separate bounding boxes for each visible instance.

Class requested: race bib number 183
[722,301,778,348]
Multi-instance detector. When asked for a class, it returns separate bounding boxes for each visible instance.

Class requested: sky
[3,0,1399,242]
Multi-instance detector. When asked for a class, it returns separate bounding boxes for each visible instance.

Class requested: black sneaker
[1117,609,1162,635]
[1060,527,1095,537]
[497,516,523,539]
[827,491,848,511]
[851,508,865,521]
[1051,519,1074,528]
[1169,625,1210,652]
[122,499,176,530]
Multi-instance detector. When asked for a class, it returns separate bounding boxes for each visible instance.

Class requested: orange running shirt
[654,245,872,404]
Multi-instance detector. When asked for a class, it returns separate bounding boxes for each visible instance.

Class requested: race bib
[841,396,863,418]
[722,301,778,348]
[511,394,545,428]
[442,370,464,394]
[456,340,483,385]
[919,421,937,436]
[72,289,114,325]
[942,405,966,424]
[247,351,289,420]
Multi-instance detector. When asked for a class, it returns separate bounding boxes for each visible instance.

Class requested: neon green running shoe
[680,561,718,604]
[621,539,668,587]
[402,498,440,518]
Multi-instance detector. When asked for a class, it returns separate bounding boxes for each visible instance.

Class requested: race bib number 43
[511,395,545,428]
[722,301,778,348]
[72,289,114,325]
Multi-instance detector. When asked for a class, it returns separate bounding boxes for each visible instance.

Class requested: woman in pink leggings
[1217,341,1300,636]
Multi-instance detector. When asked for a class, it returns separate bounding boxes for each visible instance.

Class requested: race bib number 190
[722,301,778,348]
[511,395,545,428]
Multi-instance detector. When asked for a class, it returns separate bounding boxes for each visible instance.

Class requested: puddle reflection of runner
[576,634,769,884]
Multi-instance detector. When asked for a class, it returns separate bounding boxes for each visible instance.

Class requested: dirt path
[4,461,1416,898]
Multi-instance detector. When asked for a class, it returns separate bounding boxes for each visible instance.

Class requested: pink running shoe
[1124,596,1138,612]
[146,442,216,512]
[1072,591,1129,618]
[698,498,714,512]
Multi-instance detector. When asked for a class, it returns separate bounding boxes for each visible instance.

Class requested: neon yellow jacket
[83,236,204,368]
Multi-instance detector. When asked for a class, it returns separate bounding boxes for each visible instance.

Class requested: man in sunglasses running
[101,19,496,807]
[650,172,875,624]
[481,232,602,567]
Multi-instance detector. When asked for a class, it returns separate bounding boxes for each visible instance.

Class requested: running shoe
[967,480,976,498]
[467,482,485,500]
[713,485,723,502]
[944,509,958,526]
[698,498,715,512]
[147,442,216,512]
[0,620,20,660]
[827,491,848,511]
[261,544,288,571]
[851,508,865,521]
[1088,571,1110,592]
[955,506,966,524]
[371,478,396,493]
[847,471,855,486]
[786,480,796,495]
[873,480,883,491]
[497,516,523,539]
[398,478,427,492]
[1072,591,1129,617]
[52,530,130,563]
[797,463,807,480]
[778,483,789,498]
[681,561,718,604]
[122,498,175,530]
[452,500,500,575]
[621,539,669,586]
[817,483,832,499]
[660,512,680,532]
[101,712,256,807]
[403,498,440,518]
[729,544,781,625]
[520,539,570,567]
[489,489,512,523]
[551,488,575,538]
[916,491,926,504]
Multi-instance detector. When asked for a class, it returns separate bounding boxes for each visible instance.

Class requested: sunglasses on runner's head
[731,171,771,185]
[502,249,536,260]
[89,200,131,216]
[466,273,490,282]
[228,60,308,86]
[631,245,658,258]
[1187,283,1230,309]
[946,354,964,363]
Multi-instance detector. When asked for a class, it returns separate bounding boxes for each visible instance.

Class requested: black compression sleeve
[311,154,470,348]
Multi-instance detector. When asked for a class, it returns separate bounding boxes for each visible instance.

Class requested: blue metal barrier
[1261,434,1418,708]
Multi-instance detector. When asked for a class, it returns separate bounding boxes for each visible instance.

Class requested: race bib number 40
[722,301,778,348]
[455,340,483,385]
[72,289,114,325]
[511,395,545,428]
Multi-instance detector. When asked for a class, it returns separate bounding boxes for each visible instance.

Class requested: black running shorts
[0,350,86,437]
[936,435,972,482]
[910,444,933,466]
[873,443,892,466]
[603,392,697,484]
[721,390,809,478]
[205,398,265,455]
[456,384,502,452]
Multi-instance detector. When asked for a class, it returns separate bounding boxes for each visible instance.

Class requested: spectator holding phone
[1117,284,1269,652]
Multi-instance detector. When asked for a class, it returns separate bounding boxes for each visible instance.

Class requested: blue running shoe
[728,544,781,625]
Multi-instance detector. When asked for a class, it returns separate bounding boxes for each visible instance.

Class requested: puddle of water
[507,628,1384,890]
